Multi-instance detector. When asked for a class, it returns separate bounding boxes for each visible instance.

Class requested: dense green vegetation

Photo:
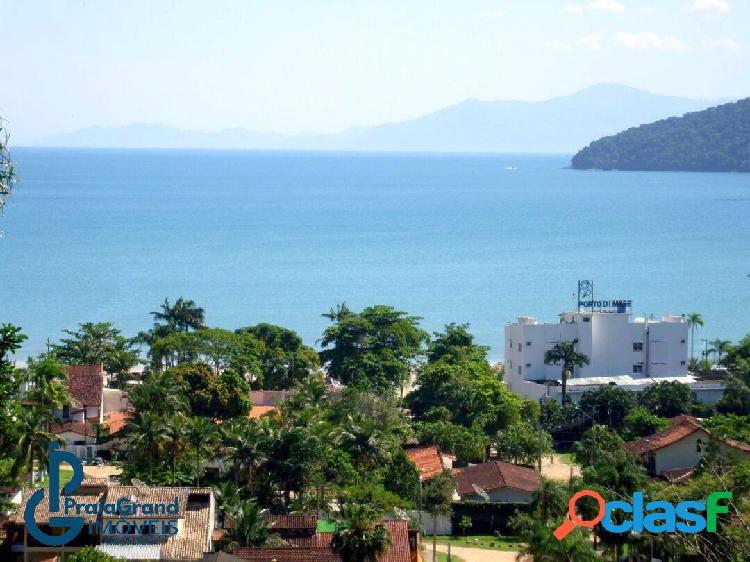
[0,119,15,211]
[571,98,750,172]
[3,298,750,560]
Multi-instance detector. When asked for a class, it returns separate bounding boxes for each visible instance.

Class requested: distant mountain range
[26,84,729,153]
[572,97,750,172]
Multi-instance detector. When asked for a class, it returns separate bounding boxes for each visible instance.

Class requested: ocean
[1,148,749,362]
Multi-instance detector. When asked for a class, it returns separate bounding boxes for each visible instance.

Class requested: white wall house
[504,311,689,383]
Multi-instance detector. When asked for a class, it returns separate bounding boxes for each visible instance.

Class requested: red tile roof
[234,520,411,562]
[624,417,706,456]
[454,461,541,496]
[234,548,340,562]
[724,439,750,453]
[67,364,104,407]
[263,515,318,531]
[103,410,131,434]
[406,446,444,481]
[51,420,96,436]
[662,468,697,484]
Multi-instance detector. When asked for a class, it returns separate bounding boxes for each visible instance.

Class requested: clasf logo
[554,489,732,540]
[24,445,179,546]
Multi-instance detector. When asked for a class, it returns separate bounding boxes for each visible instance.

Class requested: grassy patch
[38,466,74,488]
[556,452,576,465]
[434,534,524,552]
[431,551,467,562]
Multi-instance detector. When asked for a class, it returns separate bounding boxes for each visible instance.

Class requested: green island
[572,97,750,172]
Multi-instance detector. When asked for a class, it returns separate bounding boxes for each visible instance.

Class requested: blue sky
[1,0,747,141]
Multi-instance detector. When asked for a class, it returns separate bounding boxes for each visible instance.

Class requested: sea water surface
[1,148,749,361]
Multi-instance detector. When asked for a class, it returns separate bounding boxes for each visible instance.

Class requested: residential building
[453,461,541,503]
[12,479,216,562]
[54,364,106,424]
[624,415,750,478]
[405,446,454,482]
[233,515,418,562]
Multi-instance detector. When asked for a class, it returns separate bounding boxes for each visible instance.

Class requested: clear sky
[1,0,747,142]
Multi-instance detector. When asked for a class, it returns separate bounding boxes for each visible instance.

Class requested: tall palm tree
[125,410,163,483]
[14,408,62,483]
[544,340,589,405]
[162,412,187,485]
[152,297,206,332]
[220,417,259,487]
[185,417,217,486]
[332,504,391,562]
[24,356,71,412]
[227,499,271,549]
[686,312,704,361]
[709,338,731,365]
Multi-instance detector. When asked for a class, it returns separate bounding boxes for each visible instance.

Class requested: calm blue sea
[1,148,749,362]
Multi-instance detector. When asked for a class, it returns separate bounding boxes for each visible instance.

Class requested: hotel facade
[504,310,689,382]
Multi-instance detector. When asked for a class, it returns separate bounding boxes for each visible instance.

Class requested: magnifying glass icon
[553,489,606,540]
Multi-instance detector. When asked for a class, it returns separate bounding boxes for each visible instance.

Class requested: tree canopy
[572,98,750,172]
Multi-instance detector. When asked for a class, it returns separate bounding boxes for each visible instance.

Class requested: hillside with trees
[571,98,750,172]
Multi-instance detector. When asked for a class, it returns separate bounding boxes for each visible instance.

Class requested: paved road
[425,544,520,562]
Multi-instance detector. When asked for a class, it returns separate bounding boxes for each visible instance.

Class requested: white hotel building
[502,310,726,404]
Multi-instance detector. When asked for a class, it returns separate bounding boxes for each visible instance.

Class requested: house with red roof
[53,364,106,424]
[624,415,750,478]
[453,460,541,504]
[233,515,419,562]
[405,446,454,482]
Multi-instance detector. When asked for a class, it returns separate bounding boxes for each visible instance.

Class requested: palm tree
[125,410,163,483]
[686,312,704,361]
[129,370,188,415]
[15,408,62,483]
[332,504,391,562]
[24,356,71,412]
[544,340,589,405]
[162,413,187,485]
[220,417,259,487]
[152,297,206,332]
[709,338,731,365]
[185,416,217,486]
[226,499,271,549]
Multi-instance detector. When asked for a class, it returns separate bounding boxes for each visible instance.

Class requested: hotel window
[509,339,513,348]
[681,360,686,366]
[696,439,703,453]
[633,342,643,352]
[518,343,522,352]
[583,317,591,322]
[518,366,522,375]
[526,341,532,346]
[633,364,643,374]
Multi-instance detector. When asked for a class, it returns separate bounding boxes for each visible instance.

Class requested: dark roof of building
[198,552,248,562]
[454,460,541,496]
[67,364,104,407]
[406,446,444,482]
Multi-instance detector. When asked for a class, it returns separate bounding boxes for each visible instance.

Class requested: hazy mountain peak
[28,85,725,153]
